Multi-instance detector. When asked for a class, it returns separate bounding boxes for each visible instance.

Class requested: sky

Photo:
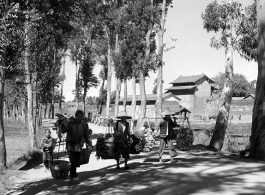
[63,0,257,102]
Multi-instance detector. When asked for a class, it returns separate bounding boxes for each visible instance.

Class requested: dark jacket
[157,118,177,139]
[60,120,91,152]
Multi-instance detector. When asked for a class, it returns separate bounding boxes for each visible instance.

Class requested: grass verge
[1,120,45,193]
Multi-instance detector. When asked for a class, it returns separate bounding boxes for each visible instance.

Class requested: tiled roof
[165,85,196,90]
[169,74,215,84]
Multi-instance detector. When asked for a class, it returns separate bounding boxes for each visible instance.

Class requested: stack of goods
[142,128,156,152]
[129,131,147,154]
[129,134,140,154]
[175,127,194,151]
[96,133,118,159]
[96,132,131,159]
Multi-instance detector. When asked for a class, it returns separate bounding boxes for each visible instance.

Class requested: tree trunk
[32,73,37,128]
[12,104,15,121]
[131,76,137,132]
[44,102,47,119]
[135,71,147,132]
[0,46,7,169]
[3,101,6,120]
[209,0,234,150]
[135,19,152,132]
[25,18,37,150]
[114,33,120,117]
[38,103,42,127]
[51,85,55,119]
[48,103,52,119]
[114,78,121,117]
[75,48,79,110]
[249,0,265,159]
[23,99,27,124]
[98,79,105,115]
[123,79,127,111]
[16,105,19,122]
[155,0,166,121]
[59,55,65,114]
[83,87,87,114]
[106,39,112,117]
[21,102,23,121]
[33,77,39,139]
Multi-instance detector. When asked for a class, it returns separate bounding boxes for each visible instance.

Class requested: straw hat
[161,109,175,116]
[116,111,132,119]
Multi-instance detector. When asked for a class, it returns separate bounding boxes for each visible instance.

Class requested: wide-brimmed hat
[116,111,132,119]
[161,109,175,116]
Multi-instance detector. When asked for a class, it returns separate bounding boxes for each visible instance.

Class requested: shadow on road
[14,147,265,195]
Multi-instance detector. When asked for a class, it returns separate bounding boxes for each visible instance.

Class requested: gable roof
[169,74,215,84]
[243,94,255,100]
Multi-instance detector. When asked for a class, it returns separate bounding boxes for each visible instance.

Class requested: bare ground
[4,123,265,195]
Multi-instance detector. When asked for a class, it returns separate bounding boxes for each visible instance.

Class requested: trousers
[68,152,81,177]
[159,137,177,159]
[43,152,53,168]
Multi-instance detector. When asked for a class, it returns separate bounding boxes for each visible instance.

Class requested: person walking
[156,109,179,163]
[114,111,131,169]
[60,110,92,181]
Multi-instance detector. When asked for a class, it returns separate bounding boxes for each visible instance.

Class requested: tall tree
[22,0,77,149]
[155,0,173,121]
[59,53,66,113]
[136,0,157,132]
[249,0,265,159]
[202,0,244,150]
[0,0,21,169]
[79,52,99,113]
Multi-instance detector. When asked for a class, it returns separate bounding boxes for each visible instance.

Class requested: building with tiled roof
[165,73,217,119]
[119,93,181,104]
[118,92,181,119]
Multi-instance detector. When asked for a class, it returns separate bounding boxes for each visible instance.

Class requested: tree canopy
[212,72,255,97]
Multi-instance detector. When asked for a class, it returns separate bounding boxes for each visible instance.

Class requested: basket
[50,160,70,179]
[80,146,92,165]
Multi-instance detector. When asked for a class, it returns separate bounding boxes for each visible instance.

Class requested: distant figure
[156,109,178,163]
[238,115,241,120]
[114,111,131,169]
[41,129,55,170]
[87,112,91,123]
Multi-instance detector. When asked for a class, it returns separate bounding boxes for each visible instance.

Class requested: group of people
[42,108,180,181]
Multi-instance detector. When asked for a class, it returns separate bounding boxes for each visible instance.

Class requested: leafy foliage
[202,0,257,61]
[236,1,257,61]
[212,72,256,97]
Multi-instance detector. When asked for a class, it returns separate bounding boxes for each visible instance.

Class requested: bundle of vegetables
[129,134,140,154]
[133,131,147,153]
[142,128,156,152]
[175,127,194,151]
[95,133,118,159]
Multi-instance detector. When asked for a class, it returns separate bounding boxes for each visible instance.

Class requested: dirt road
[5,123,265,195]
